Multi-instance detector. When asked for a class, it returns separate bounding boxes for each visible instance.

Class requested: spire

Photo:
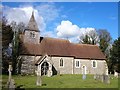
[27,11,39,32]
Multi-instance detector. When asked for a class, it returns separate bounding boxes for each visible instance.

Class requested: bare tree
[79,29,98,45]
[97,29,112,55]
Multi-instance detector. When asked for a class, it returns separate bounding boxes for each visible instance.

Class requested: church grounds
[1,74,118,88]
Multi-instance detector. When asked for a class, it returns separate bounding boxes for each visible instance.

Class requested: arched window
[60,58,64,67]
[92,60,97,68]
[75,60,80,68]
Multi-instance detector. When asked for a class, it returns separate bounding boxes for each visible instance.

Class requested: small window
[92,60,97,68]
[60,58,64,67]
[75,60,80,68]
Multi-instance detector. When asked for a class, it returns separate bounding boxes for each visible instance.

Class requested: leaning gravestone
[7,63,15,90]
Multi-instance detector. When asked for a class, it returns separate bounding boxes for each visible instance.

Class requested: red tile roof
[20,37,106,60]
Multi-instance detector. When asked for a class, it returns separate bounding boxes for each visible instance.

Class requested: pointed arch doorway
[35,55,53,77]
[41,61,49,75]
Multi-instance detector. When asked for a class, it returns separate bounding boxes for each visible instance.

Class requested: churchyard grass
[2,74,118,88]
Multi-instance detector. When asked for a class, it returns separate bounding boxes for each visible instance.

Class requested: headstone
[114,71,118,78]
[95,74,110,84]
[82,74,86,80]
[36,68,42,86]
[36,75,42,86]
[104,75,110,84]
[94,74,97,80]
[47,70,52,77]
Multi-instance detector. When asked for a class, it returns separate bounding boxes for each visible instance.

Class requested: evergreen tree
[109,37,120,73]
[2,16,14,74]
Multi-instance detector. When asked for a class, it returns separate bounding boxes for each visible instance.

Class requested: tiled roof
[20,37,106,60]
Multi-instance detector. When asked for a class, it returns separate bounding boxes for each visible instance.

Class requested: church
[18,12,108,76]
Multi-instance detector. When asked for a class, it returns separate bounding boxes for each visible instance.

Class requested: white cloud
[3,3,60,32]
[56,20,80,38]
[36,3,60,23]
[3,4,98,43]
[3,6,46,31]
[56,20,97,43]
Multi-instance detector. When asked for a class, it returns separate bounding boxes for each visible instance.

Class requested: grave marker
[7,63,15,89]
[36,66,42,86]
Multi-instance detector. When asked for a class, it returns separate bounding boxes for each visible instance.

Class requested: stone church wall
[20,55,107,75]
[73,59,107,75]
[20,55,37,74]
[24,31,40,44]
[49,56,74,74]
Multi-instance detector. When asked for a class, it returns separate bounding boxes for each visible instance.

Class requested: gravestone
[114,71,118,78]
[94,74,97,80]
[104,75,110,84]
[47,70,52,77]
[36,68,42,86]
[94,74,110,84]
[82,74,86,80]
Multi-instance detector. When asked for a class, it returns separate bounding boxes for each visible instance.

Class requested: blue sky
[2,2,118,43]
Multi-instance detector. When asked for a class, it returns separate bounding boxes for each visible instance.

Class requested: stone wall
[73,59,107,75]
[50,56,74,74]
[24,30,40,44]
[20,55,107,75]
[20,55,37,74]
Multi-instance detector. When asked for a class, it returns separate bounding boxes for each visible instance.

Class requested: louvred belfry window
[30,32,35,38]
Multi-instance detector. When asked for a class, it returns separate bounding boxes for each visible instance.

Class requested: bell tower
[24,11,40,44]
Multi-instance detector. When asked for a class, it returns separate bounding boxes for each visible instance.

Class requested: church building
[18,12,108,76]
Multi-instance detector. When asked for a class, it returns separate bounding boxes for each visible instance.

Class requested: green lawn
[2,74,118,88]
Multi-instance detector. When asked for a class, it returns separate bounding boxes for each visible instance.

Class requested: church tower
[24,11,40,44]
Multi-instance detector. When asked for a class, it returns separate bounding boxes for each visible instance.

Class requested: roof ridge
[44,37,70,42]
[71,43,98,47]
